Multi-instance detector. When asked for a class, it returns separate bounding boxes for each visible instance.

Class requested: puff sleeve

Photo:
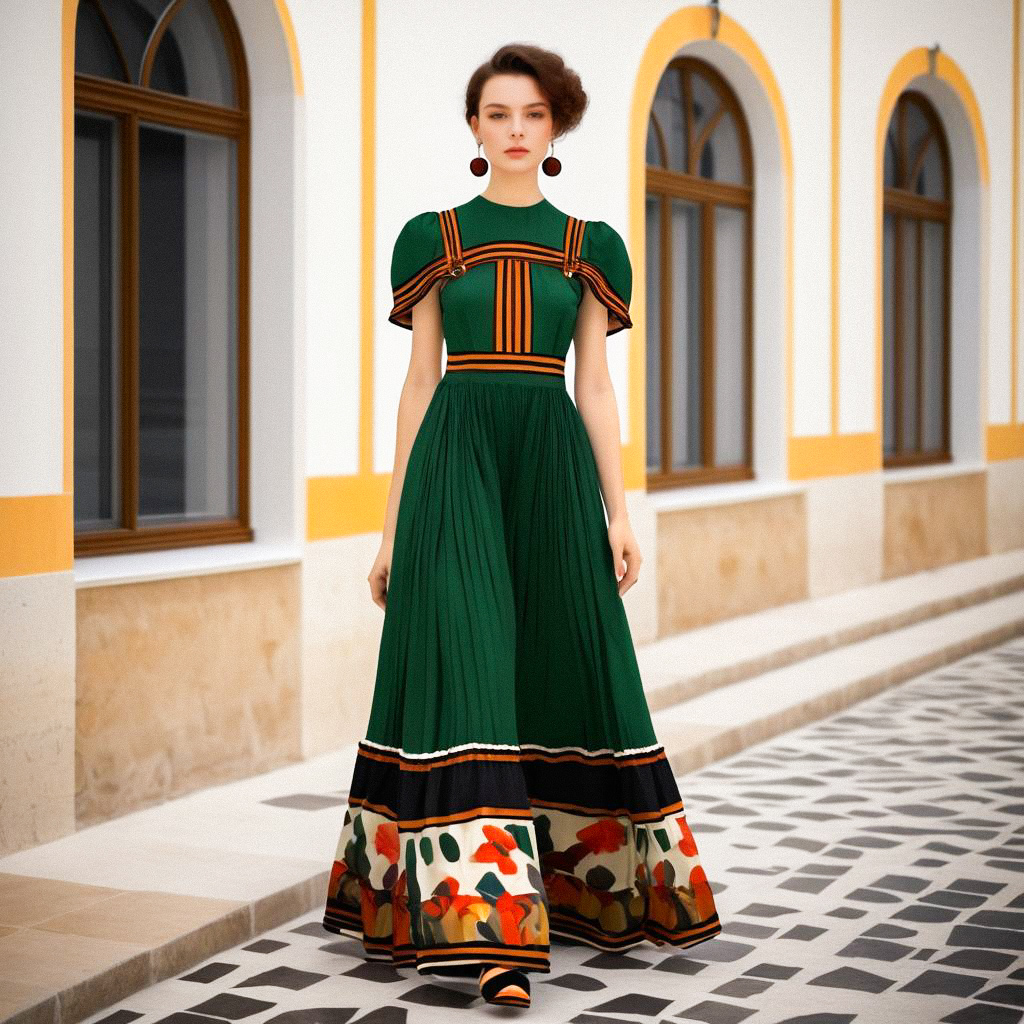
[388,211,446,329]
[580,219,633,335]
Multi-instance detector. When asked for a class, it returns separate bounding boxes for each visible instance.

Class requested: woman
[322,43,722,1010]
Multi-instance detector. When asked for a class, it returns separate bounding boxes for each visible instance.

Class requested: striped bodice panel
[390,207,630,377]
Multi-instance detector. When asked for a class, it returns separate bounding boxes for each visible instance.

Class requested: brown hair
[465,44,588,140]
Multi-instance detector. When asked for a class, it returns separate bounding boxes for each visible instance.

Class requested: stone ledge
[654,590,1024,777]
[640,548,1024,713]
[0,871,329,1024]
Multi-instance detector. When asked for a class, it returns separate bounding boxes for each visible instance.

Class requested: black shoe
[478,963,531,1007]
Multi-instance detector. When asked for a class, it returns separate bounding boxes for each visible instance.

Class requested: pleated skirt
[322,367,722,976]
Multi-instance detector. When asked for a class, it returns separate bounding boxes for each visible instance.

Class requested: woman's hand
[369,537,394,610]
[608,515,642,597]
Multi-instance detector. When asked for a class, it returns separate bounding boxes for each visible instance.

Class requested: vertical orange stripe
[439,210,451,265]
[502,258,509,352]
[512,259,521,351]
[494,258,503,351]
[499,256,507,352]
[523,261,532,352]
[510,260,517,352]
[507,259,514,352]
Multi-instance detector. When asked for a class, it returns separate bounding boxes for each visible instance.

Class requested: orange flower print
[689,864,717,920]
[675,814,698,857]
[421,876,460,919]
[392,869,412,947]
[374,821,400,864]
[495,890,535,945]
[578,817,626,854]
[328,859,347,898]
[546,872,583,908]
[472,824,520,874]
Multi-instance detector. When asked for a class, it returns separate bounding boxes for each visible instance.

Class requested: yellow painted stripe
[307,473,391,541]
[273,0,305,97]
[789,433,880,480]
[0,495,74,577]
[987,423,1024,461]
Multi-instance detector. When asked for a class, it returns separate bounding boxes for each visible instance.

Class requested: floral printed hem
[321,740,721,975]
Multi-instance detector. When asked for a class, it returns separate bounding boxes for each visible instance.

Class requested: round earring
[470,140,488,177]
[541,140,561,177]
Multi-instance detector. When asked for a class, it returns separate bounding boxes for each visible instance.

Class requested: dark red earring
[470,140,488,177]
[541,141,561,176]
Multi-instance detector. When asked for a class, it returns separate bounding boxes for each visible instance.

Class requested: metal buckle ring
[449,261,466,277]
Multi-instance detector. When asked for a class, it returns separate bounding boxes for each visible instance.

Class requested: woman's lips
[505,148,528,155]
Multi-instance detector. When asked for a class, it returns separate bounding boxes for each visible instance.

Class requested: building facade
[1,0,1021,856]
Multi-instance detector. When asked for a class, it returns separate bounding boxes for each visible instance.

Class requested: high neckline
[474,193,549,211]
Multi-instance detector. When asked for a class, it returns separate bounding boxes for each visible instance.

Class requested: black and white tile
[82,636,1024,1024]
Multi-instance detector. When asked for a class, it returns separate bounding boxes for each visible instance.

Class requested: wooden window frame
[882,90,953,468]
[73,0,253,556]
[645,56,755,490]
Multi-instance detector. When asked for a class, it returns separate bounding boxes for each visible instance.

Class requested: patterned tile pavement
[80,636,1024,1024]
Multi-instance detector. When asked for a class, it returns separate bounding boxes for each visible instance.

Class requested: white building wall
[0,1,64,497]
[2,0,1017,504]
[291,1,364,478]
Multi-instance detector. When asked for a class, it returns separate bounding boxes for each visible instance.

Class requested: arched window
[882,91,951,466]
[644,57,754,489]
[73,0,251,555]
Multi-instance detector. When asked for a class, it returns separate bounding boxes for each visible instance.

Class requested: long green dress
[322,192,722,977]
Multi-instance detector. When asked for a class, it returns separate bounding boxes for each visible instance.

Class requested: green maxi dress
[322,192,722,977]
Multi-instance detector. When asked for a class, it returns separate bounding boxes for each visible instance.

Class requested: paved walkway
[66,635,1024,1024]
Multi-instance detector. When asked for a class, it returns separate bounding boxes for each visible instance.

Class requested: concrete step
[638,548,1024,714]
[652,586,1024,778]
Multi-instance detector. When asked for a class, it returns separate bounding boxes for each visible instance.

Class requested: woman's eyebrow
[482,101,549,110]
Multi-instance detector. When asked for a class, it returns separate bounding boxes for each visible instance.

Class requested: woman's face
[471,73,554,176]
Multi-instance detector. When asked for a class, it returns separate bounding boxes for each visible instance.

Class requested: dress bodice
[388,194,633,373]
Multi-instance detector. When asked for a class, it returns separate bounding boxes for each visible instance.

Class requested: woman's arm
[572,283,643,597]
[369,281,444,609]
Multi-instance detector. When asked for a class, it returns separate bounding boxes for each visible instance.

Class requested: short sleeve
[388,211,446,329]
[581,220,633,335]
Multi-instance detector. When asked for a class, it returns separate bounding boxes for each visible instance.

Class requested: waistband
[444,351,565,377]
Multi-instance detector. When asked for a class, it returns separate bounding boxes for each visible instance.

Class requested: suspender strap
[562,216,585,277]
[438,208,466,276]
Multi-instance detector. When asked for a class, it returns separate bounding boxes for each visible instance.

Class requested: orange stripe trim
[493,259,502,351]
[447,355,565,366]
[563,215,585,275]
[446,361,565,377]
[513,259,522,351]
[358,742,666,768]
[438,207,464,274]
[528,796,685,820]
[523,260,533,352]
[347,793,686,825]
[392,242,625,302]
[390,250,629,328]
[357,746,526,769]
